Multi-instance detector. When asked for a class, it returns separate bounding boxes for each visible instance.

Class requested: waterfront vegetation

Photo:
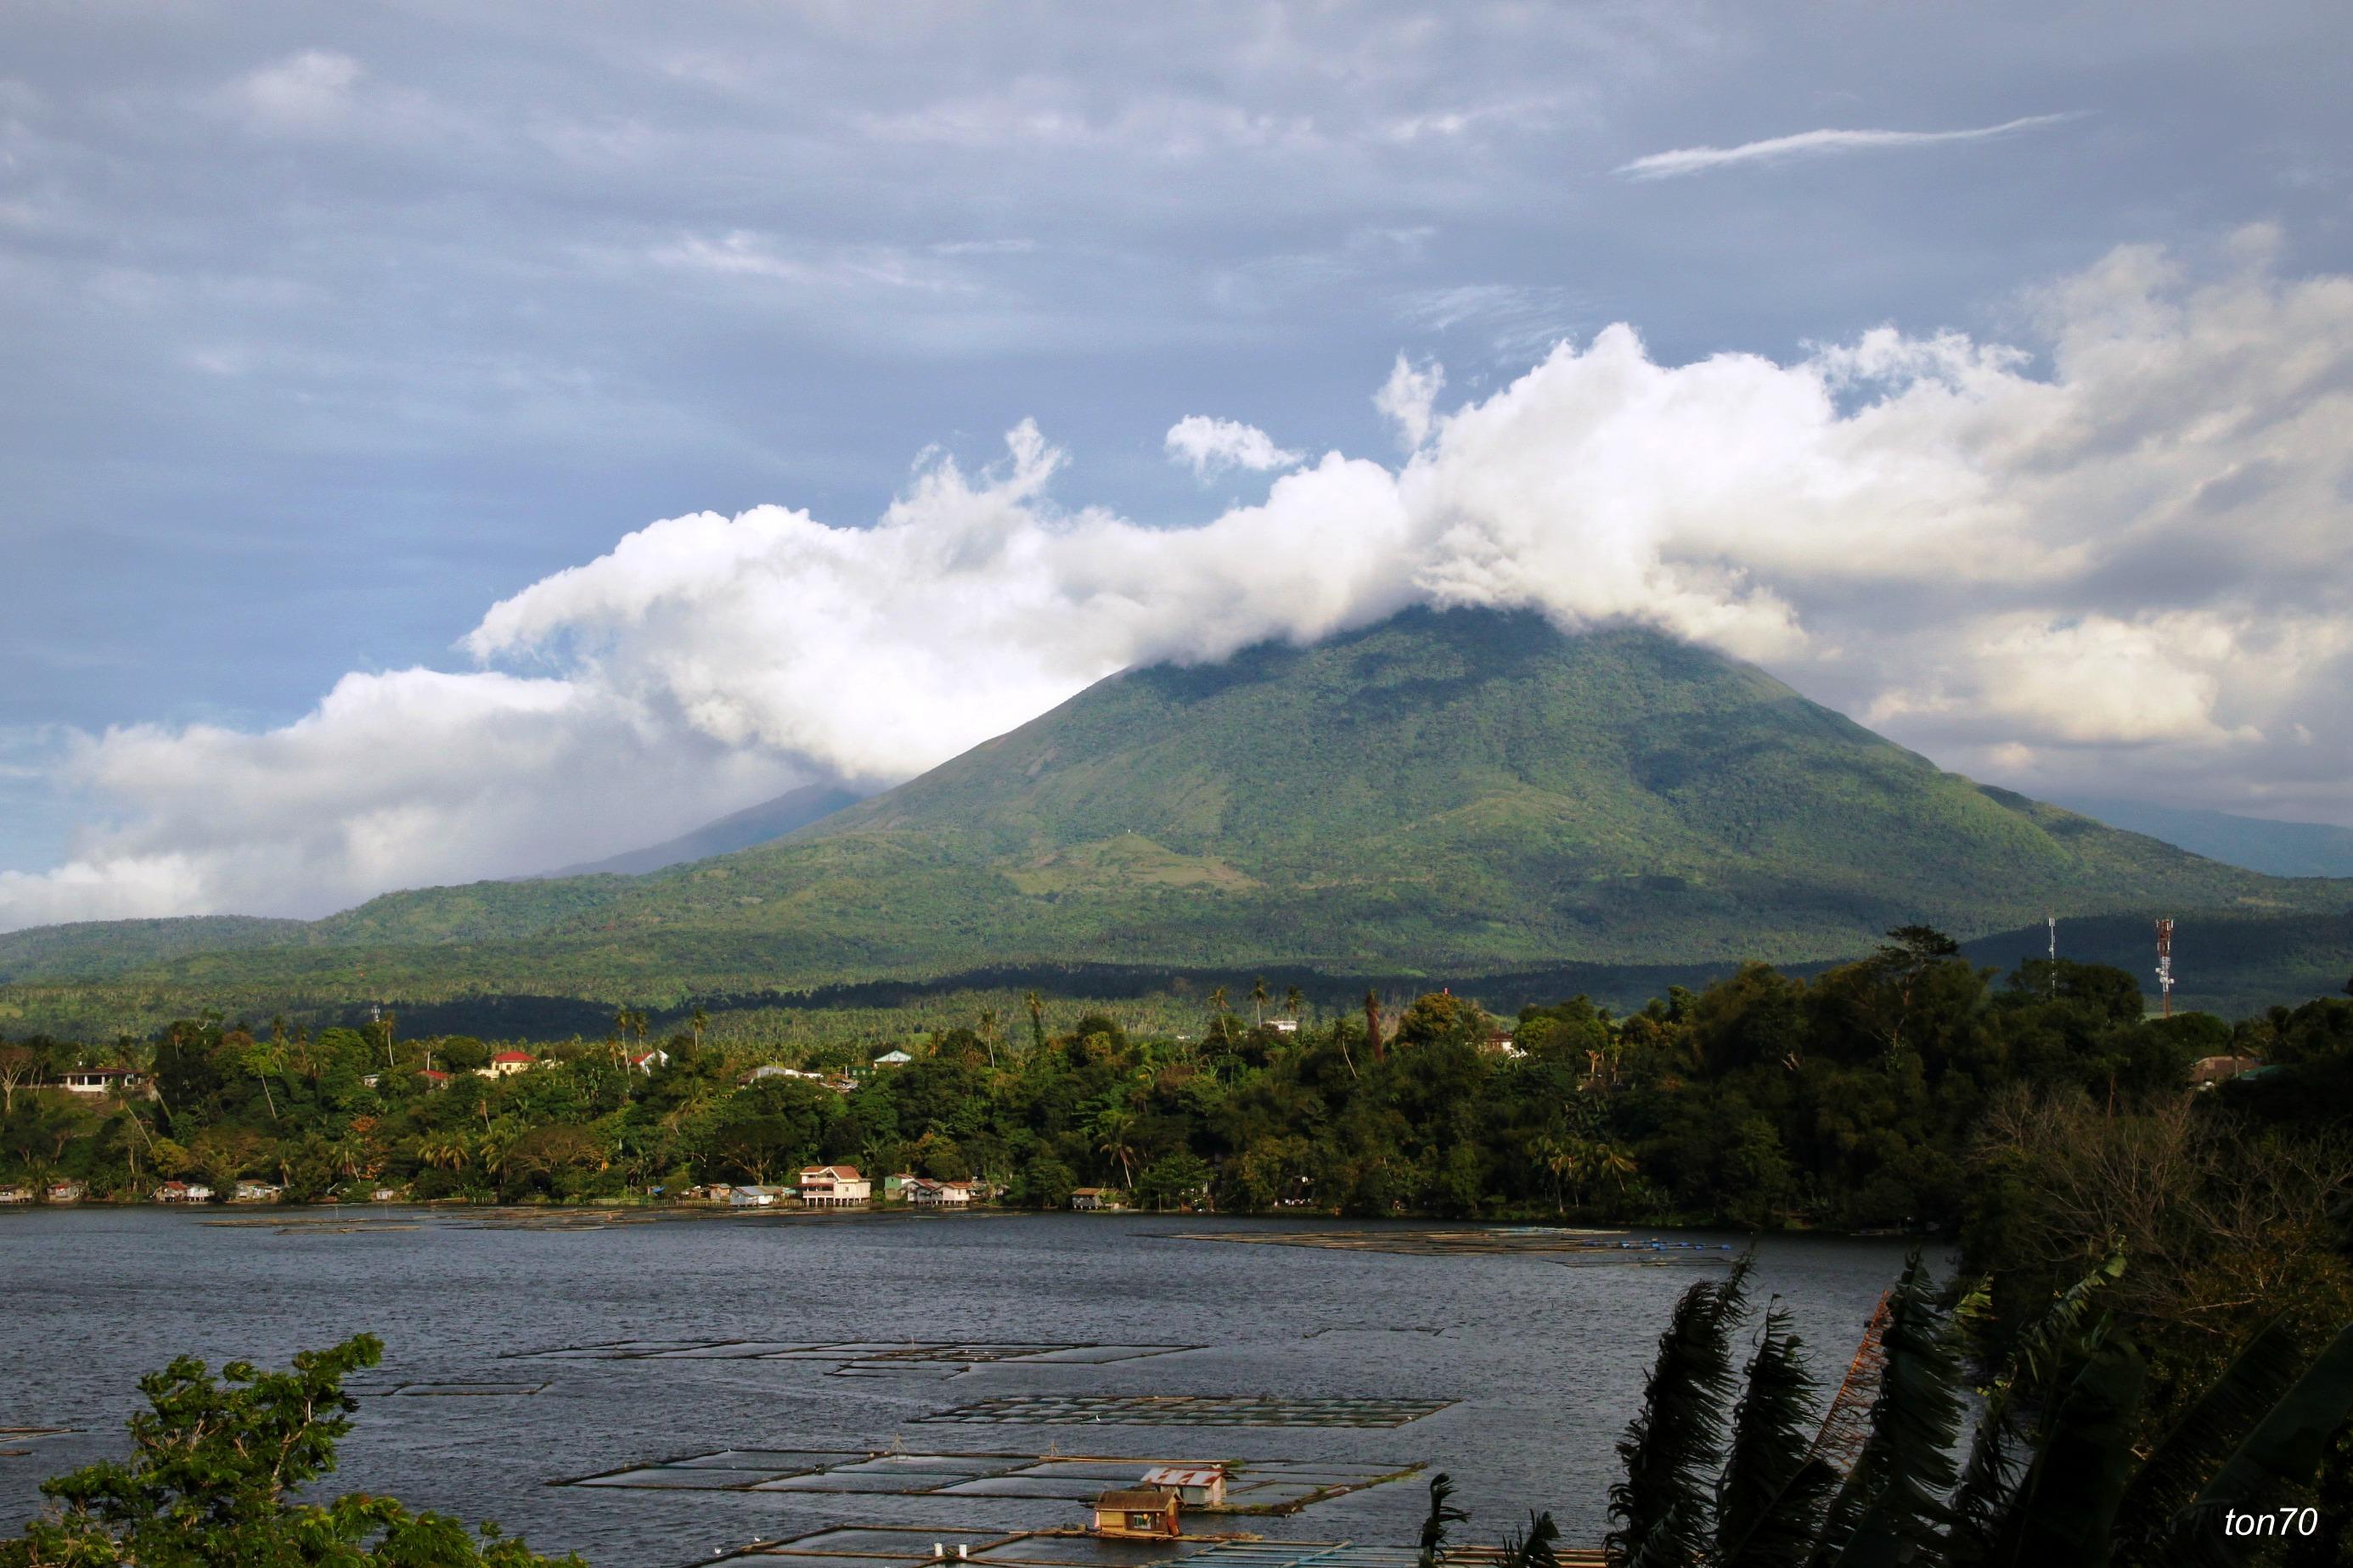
[0,1335,580,1568]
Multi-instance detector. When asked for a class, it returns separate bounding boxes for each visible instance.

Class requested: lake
[1,1208,1913,1566]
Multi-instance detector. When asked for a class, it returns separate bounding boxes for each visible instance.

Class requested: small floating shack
[1093,1487,1182,1538]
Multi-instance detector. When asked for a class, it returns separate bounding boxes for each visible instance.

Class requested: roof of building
[1095,1489,1178,1510]
[800,1164,862,1180]
[491,1050,535,1063]
[875,1048,914,1063]
[1141,1466,1226,1488]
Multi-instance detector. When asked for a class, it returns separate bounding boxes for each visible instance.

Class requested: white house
[624,1048,670,1075]
[872,1049,913,1067]
[1071,1187,1126,1211]
[728,1184,785,1207]
[57,1066,142,1095]
[480,1050,536,1078]
[153,1181,213,1204]
[904,1177,974,1207]
[798,1165,871,1206]
[231,1180,283,1204]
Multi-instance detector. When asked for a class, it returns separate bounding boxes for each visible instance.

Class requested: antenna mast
[2154,918,2176,1020]
[2047,912,2057,998]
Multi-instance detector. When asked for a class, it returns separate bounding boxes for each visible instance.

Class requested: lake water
[2,1209,1912,1566]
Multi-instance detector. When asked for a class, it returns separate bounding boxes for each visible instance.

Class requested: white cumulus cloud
[6,233,2353,930]
[1163,415,1303,479]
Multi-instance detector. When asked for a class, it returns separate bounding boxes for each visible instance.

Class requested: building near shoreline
[798,1165,870,1206]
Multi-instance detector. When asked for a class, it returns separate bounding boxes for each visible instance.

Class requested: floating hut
[1093,1487,1181,1538]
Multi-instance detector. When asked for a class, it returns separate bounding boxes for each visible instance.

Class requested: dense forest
[4,928,2348,1232]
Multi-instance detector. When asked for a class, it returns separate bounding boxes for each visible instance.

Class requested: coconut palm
[1602,1247,2353,1568]
[1023,991,1046,1053]
[1250,976,1269,1028]
[1090,1107,1140,1190]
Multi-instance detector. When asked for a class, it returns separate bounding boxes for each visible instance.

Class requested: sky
[3,1,2351,928]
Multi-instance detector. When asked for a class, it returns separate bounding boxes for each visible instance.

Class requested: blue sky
[3,3,2351,925]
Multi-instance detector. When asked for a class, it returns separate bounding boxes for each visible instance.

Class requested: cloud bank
[6,234,2352,930]
[1618,113,2080,179]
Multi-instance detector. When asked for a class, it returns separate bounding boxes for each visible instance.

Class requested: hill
[538,781,867,877]
[2054,795,2353,880]
[0,607,2345,1035]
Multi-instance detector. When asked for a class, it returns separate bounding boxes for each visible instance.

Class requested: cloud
[1375,354,1445,450]
[1164,416,1303,479]
[7,234,2353,929]
[226,50,363,131]
[1617,112,2080,180]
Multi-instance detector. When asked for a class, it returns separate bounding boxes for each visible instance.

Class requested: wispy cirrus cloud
[1617,112,2082,180]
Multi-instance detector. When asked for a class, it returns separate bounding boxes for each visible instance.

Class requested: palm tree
[1024,991,1046,1053]
[1090,1108,1140,1191]
[978,1009,1000,1069]
[1250,976,1269,1029]
[1283,985,1305,1024]
[1363,989,1384,1060]
[1602,1247,2353,1568]
[688,1006,709,1055]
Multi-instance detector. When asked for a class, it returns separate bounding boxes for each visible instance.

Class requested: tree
[0,1045,39,1116]
[0,1335,581,1567]
[1251,976,1270,1028]
[688,1006,710,1055]
[1024,991,1046,1054]
[1283,985,1305,1023]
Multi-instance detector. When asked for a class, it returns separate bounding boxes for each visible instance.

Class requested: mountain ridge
[1,606,2345,1031]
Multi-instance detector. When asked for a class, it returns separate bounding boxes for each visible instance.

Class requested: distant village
[0,1048,1135,1212]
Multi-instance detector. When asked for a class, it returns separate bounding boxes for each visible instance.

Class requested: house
[153,1181,214,1204]
[1092,1488,1181,1539]
[624,1048,670,1075]
[798,1165,871,1206]
[1265,1018,1298,1035]
[415,1069,451,1088]
[728,1184,785,1207]
[1140,1466,1227,1508]
[231,1180,283,1204]
[369,1185,402,1202]
[1482,1031,1526,1059]
[743,1065,850,1091]
[2190,1054,2264,1089]
[873,1048,914,1067]
[46,1180,85,1204]
[56,1066,142,1096]
[905,1177,974,1207]
[0,1184,30,1206]
[1071,1188,1126,1211]
[481,1050,536,1078]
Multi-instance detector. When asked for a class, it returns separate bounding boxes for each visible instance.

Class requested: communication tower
[2154,918,2176,1020]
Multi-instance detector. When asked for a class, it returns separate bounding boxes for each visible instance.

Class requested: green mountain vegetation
[1,607,2345,1038]
[2057,792,2353,879]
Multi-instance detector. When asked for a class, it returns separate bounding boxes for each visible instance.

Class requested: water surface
[2,1210,1911,1566]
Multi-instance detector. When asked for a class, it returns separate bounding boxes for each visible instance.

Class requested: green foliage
[1588,1252,2353,1568]
[1610,1258,1753,1564]
[1716,1307,1834,1568]
[0,1335,580,1568]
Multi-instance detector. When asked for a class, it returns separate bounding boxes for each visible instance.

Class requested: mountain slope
[540,782,866,877]
[2054,795,2353,880]
[1,607,2343,1029]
